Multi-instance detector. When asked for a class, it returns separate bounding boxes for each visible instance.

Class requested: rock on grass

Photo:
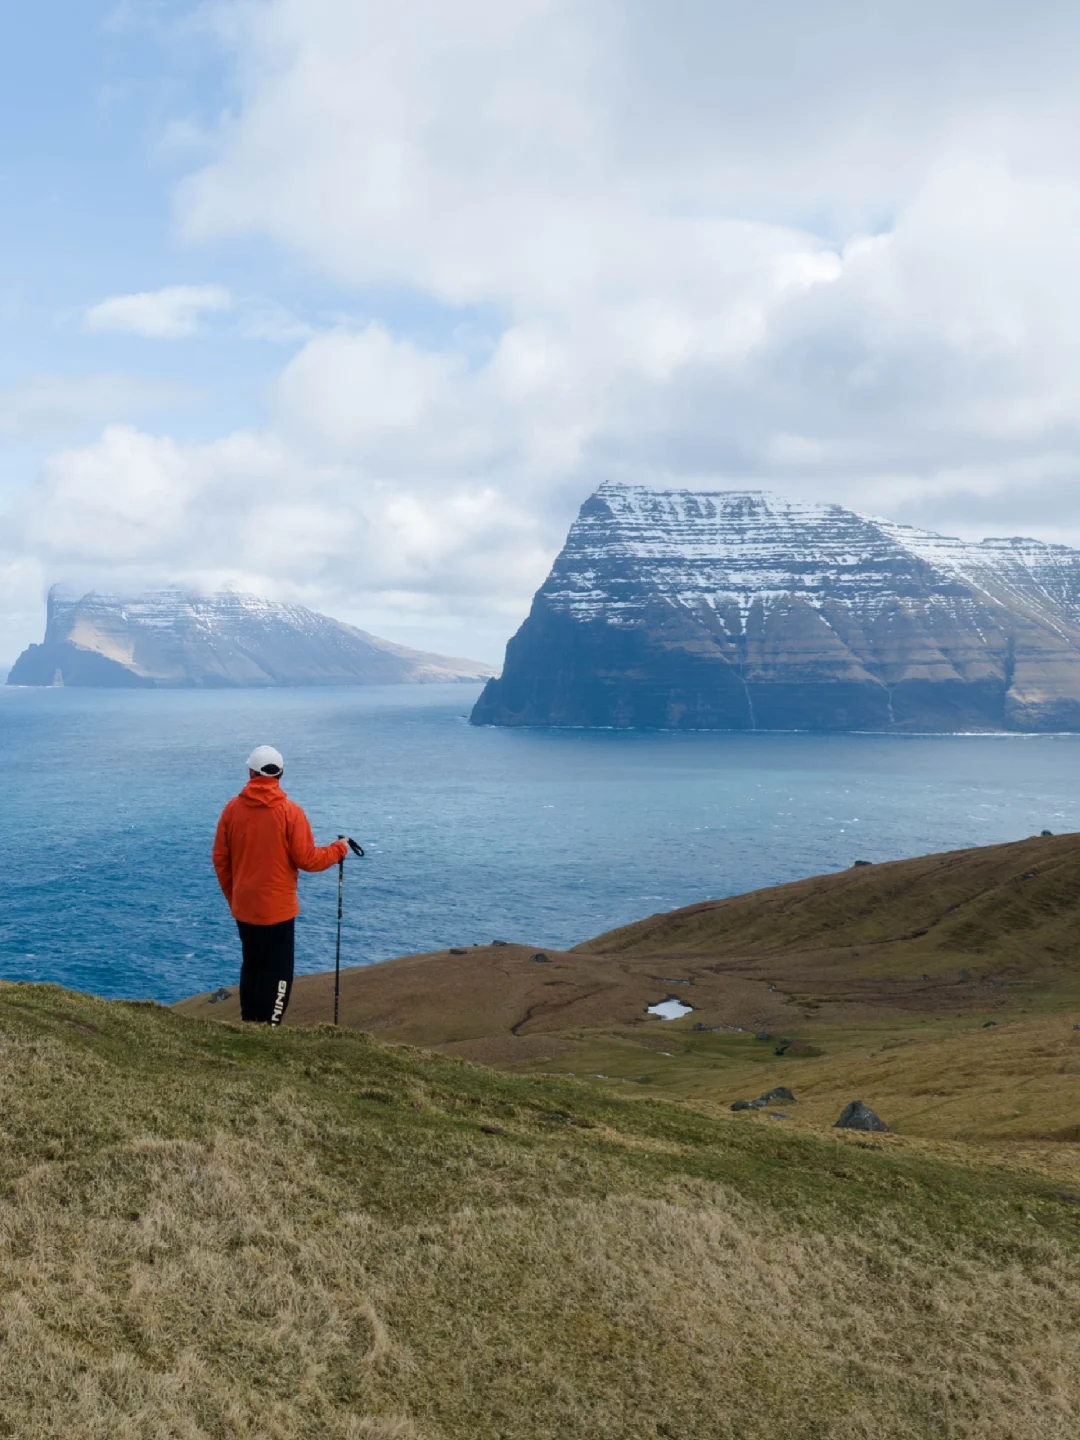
[835,1100,890,1133]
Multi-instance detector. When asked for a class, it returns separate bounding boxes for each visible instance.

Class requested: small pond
[646,997,694,1020]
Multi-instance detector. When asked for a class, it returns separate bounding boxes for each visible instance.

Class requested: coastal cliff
[472,484,1080,730]
[8,588,496,688]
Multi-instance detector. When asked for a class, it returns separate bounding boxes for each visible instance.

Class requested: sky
[3,0,1080,665]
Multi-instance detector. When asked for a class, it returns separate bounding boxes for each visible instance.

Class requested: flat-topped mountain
[471,483,1080,730]
[7,587,496,688]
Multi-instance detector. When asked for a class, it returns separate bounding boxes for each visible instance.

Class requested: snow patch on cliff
[546,483,1080,632]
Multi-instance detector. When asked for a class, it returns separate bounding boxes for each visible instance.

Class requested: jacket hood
[240,775,288,808]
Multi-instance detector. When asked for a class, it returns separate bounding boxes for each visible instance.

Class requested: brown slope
[576,830,1080,979]
[177,833,1080,1069]
[175,941,713,1067]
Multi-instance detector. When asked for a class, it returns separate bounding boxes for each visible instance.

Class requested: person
[212,745,352,1025]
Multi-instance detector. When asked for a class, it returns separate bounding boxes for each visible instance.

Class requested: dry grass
[178,834,1080,1083]
[4,984,1080,1438]
[521,1009,1080,1170]
[169,833,1080,1162]
[578,831,1080,978]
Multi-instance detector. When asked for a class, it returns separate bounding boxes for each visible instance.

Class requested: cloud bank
[8,0,1080,659]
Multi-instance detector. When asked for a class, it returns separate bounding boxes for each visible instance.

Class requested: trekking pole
[335,836,364,1026]
[334,857,344,1025]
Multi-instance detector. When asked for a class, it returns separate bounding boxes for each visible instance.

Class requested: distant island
[472,482,1080,731]
[7,587,496,688]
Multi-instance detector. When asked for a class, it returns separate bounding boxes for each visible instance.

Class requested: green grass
[4,982,1080,1438]
[517,1009,1080,1159]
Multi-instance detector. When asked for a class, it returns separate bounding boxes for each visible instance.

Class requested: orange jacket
[212,775,347,926]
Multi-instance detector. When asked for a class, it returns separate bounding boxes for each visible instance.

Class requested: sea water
[1,683,1078,1004]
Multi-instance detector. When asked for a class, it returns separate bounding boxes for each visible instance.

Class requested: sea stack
[471,482,1080,731]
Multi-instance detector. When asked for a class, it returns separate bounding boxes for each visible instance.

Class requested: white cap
[246,744,284,776]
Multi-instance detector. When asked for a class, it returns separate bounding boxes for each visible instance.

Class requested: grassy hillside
[179,833,1080,1145]
[578,830,1080,977]
[4,981,1080,1438]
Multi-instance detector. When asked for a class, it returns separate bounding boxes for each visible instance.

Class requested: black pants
[237,918,295,1025]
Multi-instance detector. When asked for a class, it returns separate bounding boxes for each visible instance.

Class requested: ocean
[2,683,1078,1004]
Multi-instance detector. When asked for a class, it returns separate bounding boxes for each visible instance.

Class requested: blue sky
[2,4,329,442]
[3,0,1080,665]
[0,5,487,442]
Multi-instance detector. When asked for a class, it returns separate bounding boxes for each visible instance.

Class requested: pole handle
[338,834,365,857]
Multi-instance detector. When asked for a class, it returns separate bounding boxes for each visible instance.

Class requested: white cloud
[22,426,205,561]
[8,414,551,634]
[169,2,1080,528]
[81,286,311,344]
[84,284,234,338]
[0,374,193,437]
[234,299,313,343]
[11,0,1080,661]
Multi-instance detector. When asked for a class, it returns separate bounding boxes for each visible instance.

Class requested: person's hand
[338,835,364,857]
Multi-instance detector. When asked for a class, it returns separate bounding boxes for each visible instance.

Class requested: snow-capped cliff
[471,483,1080,730]
[7,588,495,688]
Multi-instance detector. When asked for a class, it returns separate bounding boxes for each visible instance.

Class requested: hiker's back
[216,778,302,926]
